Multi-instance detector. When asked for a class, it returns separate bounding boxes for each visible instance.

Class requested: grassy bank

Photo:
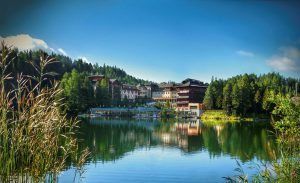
[201,110,241,122]
[201,110,269,122]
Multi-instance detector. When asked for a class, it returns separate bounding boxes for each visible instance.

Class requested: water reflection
[77,119,277,164]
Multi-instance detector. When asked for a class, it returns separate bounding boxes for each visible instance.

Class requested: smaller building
[109,79,121,100]
[188,103,205,116]
[121,84,139,101]
[152,83,178,104]
[175,103,205,117]
[88,75,105,92]
[152,90,164,99]
[136,84,148,98]
[145,83,160,98]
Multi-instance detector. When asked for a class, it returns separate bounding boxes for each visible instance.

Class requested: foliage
[224,93,300,183]
[3,48,154,115]
[94,63,151,85]
[269,93,300,183]
[160,108,176,118]
[0,43,89,182]
[6,48,151,86]
[154,102,176,118]
[201,110,240,121]
[204,73,299,116]
[97,78,111,107]
[60,69,94,116]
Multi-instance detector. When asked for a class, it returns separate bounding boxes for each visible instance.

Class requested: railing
[176,101,189,104]
[153,97,177,100]
[177,90,189,93]
[177,95,189,99]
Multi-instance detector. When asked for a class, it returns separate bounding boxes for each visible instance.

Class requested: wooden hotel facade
[176,79,207,110]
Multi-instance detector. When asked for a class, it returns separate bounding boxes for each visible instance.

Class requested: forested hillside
[2,47,153,115]
[5,48,152,85]
[203,73,299,116]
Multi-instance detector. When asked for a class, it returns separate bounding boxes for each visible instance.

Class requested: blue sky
[1,0,300,82]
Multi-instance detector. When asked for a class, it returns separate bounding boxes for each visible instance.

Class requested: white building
[152,83,178,103]
[121,84,139,101]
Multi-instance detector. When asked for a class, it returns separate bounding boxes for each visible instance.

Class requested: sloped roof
[122,84,138,90]
[159,83,179,88]
[88,75,105,81]
[177,78,206,87]
[88,75,104,78]
[137,85,147,90]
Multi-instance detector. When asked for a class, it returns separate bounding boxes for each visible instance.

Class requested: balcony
[177,90,189,94]
[177,95,189,99]
[176,101,189,104]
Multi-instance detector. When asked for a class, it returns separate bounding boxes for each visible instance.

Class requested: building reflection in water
[77,118,278,163]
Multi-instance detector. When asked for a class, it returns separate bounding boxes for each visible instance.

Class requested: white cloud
[279,46,300,59]
[58,48,68,56]
[0,34,73,59]
[267,46,300,72]
[267,56,299,71]
[236,50,254,57]
[0,34,55,53]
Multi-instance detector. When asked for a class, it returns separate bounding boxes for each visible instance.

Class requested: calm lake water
[59,119,278,183]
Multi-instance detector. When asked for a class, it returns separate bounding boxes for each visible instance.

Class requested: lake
[59,119,278,183]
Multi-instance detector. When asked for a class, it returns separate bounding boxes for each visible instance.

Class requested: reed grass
[224,94,300,183]
[0,42,89,182]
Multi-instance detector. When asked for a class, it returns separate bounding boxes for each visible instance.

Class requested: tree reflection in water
[75,118,278,164]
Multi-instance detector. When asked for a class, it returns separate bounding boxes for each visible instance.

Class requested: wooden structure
[176,78,207,110]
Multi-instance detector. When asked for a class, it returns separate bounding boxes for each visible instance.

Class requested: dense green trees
[204,73,299,116]
[5,48,151,85]
[59,69,94,115]
[58,69,143,115]
[203,79,224,109]
[94,64,151,85]
[3,48,153,115]
[96,78,111,107]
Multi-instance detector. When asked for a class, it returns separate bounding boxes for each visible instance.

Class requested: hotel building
[152,83,178,104]
[176,78,207,110]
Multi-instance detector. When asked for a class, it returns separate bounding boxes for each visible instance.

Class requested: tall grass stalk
[0,42,89,182]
